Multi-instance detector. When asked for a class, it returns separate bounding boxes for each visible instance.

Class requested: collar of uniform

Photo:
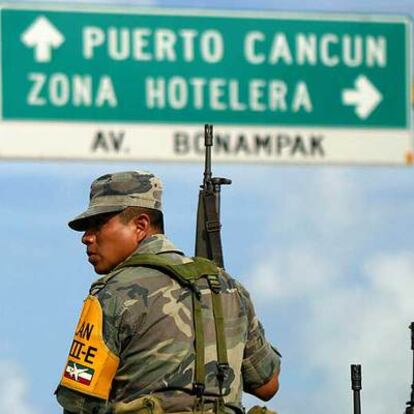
[89,234,184,294]
[134,234,184,256]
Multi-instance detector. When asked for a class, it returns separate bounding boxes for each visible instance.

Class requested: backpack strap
[206,274,229,413]
[117,254,229,411]
[118,254,218,284]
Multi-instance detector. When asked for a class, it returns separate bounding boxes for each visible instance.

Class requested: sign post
[0,4,412,164]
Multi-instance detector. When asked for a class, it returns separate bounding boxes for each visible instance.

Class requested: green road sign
[0,4,412,164]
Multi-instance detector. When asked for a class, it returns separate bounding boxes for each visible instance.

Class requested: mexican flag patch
[64,361,94,386]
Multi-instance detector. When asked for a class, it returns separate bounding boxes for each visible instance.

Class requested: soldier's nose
[81,229,95,245]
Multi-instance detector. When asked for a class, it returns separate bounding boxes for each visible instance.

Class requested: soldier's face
[81,212,138,274]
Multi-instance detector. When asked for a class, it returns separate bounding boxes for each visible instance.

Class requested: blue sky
[0,1,414,414]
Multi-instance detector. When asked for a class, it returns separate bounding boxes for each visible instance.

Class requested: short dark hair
[119,206,164,234]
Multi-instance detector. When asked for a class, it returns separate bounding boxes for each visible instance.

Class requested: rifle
[405,322,414,414]
[351,364,362,414]
[195,124,231,269]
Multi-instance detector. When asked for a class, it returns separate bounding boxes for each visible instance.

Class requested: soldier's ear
[133,213,151,242]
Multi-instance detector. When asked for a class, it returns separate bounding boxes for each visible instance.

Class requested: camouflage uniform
[56,171,280,414]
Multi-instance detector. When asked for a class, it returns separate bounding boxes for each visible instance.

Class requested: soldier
[56,170,281,414]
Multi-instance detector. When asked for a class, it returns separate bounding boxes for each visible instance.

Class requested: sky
[0,0,414,414]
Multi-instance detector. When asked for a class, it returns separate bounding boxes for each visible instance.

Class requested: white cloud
[0,361,39,414]
[246,250,414,414]
[242,169,414,414]
[246,246,338,300]
[303,251,414,414]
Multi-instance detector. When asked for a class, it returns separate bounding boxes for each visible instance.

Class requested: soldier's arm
[241,320,281,400]
[248,370,279,401]
[237,282,281,400]
[56,385,108,414]
[55,290,123,414]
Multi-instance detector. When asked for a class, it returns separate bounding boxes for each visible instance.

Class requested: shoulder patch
[60,295,120,400]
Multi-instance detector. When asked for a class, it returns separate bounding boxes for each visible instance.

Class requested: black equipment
[351,364,362,414]
[405,322,414,414]
[195,124,231,269]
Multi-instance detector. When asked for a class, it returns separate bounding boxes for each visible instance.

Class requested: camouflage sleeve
[237,283,281,391]
[98,288,125,354]
[56,280,146,414]
[56,385,108,414]
[98,277,148,354]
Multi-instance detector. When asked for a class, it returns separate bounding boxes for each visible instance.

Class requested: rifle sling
[203,192,225,268]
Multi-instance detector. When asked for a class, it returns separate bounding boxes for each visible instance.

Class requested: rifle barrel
[195,123,231,268]
[203,124,213,188]
[351,364,362,414]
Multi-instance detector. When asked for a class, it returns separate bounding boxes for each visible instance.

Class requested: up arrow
[342,75,383,120]
[21,16,65,63]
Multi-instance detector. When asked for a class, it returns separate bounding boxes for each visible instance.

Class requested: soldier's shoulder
[219,269,250,296]
[92,265,172,309]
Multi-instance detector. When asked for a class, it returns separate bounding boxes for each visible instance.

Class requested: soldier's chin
[89,258,107,274]
[93,263,108,274]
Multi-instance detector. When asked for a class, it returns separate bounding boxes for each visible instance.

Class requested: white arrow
[20,16,64,63]
[342,75,383,120]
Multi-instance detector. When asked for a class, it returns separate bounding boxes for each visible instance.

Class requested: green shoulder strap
[118,254,218,283]
[117,254,229,409]
[206,273,229,414]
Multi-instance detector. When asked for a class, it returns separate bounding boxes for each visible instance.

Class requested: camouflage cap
[68,171,163,231]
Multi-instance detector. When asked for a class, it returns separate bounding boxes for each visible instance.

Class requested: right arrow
[342,75,383,120]
[20,16,65,63]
